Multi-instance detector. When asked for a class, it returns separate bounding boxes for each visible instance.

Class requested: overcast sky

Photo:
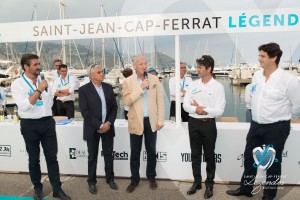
[1,0,300,66]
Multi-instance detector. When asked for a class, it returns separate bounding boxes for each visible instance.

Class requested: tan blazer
[122,73,164,135]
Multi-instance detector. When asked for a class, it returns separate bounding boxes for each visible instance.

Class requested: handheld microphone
[143,72,149,90]
[40,74,48,92]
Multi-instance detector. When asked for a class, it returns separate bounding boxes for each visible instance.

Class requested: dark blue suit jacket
[79,81,118,141]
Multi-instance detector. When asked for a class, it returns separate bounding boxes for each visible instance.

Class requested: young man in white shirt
[51,59,62,116]
[11,54,71,200]
[226,43,300,200]
[52,64,77,119]
[183,55,226,199]
[169,62,192,122]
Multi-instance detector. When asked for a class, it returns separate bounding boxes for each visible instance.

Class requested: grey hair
[87,64,102,76]
[180,62,187,66]
[132,54,146,65]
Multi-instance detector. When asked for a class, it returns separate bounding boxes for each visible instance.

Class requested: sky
[1,0,300,66]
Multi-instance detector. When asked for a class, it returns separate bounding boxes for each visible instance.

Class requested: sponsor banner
[143,151,167,162]
[101,150,129,160]
[69,148,88,159]
[0,145,11,157]
[180,153,222,163]
[0,8,299,42]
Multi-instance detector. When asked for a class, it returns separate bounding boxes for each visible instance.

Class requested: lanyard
[180,77,185,89]
[22,74,40,92]
[60,75,70,86]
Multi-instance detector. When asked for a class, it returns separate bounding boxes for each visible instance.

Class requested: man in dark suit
[79,64,118,194]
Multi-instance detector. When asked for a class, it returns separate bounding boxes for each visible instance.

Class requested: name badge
[35,100,44,106]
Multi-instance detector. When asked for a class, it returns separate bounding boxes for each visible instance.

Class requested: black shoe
[226,187,253,197]
[204,187,213,199]
[107,180,118,190]
[88,185,97,194]
[187,182,202,195]
[53,189,71,200]
[33,188,43,200]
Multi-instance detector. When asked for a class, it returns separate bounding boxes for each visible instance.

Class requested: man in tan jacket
[122,55,164,193]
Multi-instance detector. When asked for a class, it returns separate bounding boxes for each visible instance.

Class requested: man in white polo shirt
[183,55,226,199]
[52,64,77,119]
[226,43,300,200]
[169,62,192,122]
[11,54,71,200]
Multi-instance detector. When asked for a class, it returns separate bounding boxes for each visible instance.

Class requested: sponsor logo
[143,151,167,162]
[101,151,129,160]
[253,144,278,171]
[0,145,11,157]
[237,150,287,168]
[181,153,222,163]
[69,148,88,159]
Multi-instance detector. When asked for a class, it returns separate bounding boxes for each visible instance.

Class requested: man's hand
[181,89,186,97]
[38,80,48,92]
[191,100,199,107]
[156,123,164,131]
[141,79,149,90]
[97,122,111,134]
[192,100,207,115]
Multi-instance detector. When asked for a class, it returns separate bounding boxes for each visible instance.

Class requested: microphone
[143,72,149,90]
[40,74,48,92]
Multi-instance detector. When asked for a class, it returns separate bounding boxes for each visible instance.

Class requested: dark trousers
[86,133,114,186]
[240,120,290,198]
[170,101,190,122]
[130,117,157,185]
[56,100,74,119]
[51,96,58,116]
[20,117,62,193]
[124,110,128,120]
[188,117,217,187]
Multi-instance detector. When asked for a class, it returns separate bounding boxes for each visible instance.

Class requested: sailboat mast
[100,4,105,68]
[34,5,40,56]
[59,0,66,63]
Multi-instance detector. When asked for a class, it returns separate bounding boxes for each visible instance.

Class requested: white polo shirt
[183,78,226,119]
[169,75,192,102]
[52,75,77,102]
[11,74,53,119]
[251,68,300,124]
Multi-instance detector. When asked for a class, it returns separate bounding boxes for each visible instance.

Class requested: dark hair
[258,43,282,65]
[53,59,62,64]
[122,68,133,78]
[58,64,68,70]
[196,55,215,72]
[20,54,39,71]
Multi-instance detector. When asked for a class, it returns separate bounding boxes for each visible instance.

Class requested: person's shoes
[126,183,137,193]
[262,196,274,200]
[204,187,213,199]
[53,189,71,200]
[187,182,202,195]
[33,188,43,200]
[107,180,118,190]
[88,185,97,194]
[149,180,158,190]
[226,187,253,197]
